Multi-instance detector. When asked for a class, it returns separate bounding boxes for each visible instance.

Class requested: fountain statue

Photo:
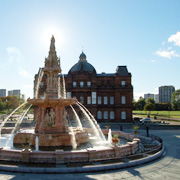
[13,36,89,148]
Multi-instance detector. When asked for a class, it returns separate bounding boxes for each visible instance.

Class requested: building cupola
[79,51,87,62]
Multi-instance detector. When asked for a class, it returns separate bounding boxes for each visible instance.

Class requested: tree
[0,99,5,111]
[136,97,146,110]
[171,89,180,110]
[9,95,20,109]
[146,97,155,105]
[133,98,137,110]
[144,102,155,116]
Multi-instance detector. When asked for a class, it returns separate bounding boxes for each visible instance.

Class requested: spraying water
[57,75,61,98]
[69,127,77,150]
[35,136,39,151]
[62,74,66,99]
[5,104,32,147]
[108,129,112,144]
[76,103,103,142]
[34,68,44,99]
[70,105,83,130]
[77,102,106,141]
[12,105,32,134]
[0,102,27,131]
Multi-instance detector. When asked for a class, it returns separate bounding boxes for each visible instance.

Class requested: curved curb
[0,146,165,174]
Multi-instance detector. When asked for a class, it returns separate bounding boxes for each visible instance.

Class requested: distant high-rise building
[159,86,175,103]
[8,90,21,98]
[8,90,13,96]
[154,94,159,103]
[144,93,154,100]
[0,89,6,97]
[12,90,21,98]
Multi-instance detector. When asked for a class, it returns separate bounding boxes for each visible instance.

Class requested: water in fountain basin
[77,102,106,141]
[70,105,83,130]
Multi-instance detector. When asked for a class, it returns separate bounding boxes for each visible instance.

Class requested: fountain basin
[1,130,140,164]
[13,127,89,148]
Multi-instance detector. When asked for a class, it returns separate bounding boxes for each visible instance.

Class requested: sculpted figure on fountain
[49,108,55,125]
[44,111,50,126]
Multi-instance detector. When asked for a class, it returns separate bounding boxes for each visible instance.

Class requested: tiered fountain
[0,36,142,167]
[13,36,89,148]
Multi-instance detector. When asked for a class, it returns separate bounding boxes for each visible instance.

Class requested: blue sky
[0,0,180,100]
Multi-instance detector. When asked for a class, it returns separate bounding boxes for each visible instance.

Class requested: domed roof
[68,52,96,74]
[79,52,86,60]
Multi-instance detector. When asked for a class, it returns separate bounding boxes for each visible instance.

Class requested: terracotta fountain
[13,36,89,148]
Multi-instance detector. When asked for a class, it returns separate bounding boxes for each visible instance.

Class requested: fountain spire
[50,35,55,51]
[44,35,61,69]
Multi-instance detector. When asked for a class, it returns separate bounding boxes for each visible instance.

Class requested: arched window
[104,111,108,119]
[97,111,102,119]
[121,111,126,120]
[110,111,115,119]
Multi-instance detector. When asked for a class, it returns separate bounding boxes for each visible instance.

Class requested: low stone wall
[0,131,140,164]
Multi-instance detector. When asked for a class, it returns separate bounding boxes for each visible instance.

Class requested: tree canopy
[171,89,180,110]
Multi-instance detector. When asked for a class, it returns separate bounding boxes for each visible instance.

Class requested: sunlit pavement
[0,129,179,180]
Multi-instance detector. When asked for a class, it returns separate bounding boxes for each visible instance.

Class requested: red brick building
[64,52,133,122]
[34,38,133,122]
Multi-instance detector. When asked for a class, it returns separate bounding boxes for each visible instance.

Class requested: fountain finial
[50,35,55,50]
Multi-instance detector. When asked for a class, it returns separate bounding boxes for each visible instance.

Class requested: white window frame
[73,81,77,87]
[92,92,96,104]
[121,96,126,104]
[87,96,91,104]
[104,96,108,105]
[98,96,102,104]
[80,81,84,88]
[104,111,108,119]
[110,111,115,119]
[121,81,125,86]
[121,111,126,119]
[97,111,102,119]
[110,96,114,105]
[87,81,91,87]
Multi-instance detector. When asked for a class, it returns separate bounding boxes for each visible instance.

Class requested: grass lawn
[133,110,180,119]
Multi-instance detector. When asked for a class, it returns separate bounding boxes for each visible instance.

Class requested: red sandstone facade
[35,51,133,122]
[64,52,133,122]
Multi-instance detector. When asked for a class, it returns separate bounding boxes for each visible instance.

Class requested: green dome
[68,52,96,74]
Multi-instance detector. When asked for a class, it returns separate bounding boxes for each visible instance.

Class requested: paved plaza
[0,129,179,180]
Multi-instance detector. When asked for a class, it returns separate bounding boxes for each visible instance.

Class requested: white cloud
[18,68,32,78]
[6,47,23,63]
[168,31,180,46]
[155,49,180,59]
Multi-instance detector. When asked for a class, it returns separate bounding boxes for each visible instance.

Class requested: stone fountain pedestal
[13,98,89,148]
